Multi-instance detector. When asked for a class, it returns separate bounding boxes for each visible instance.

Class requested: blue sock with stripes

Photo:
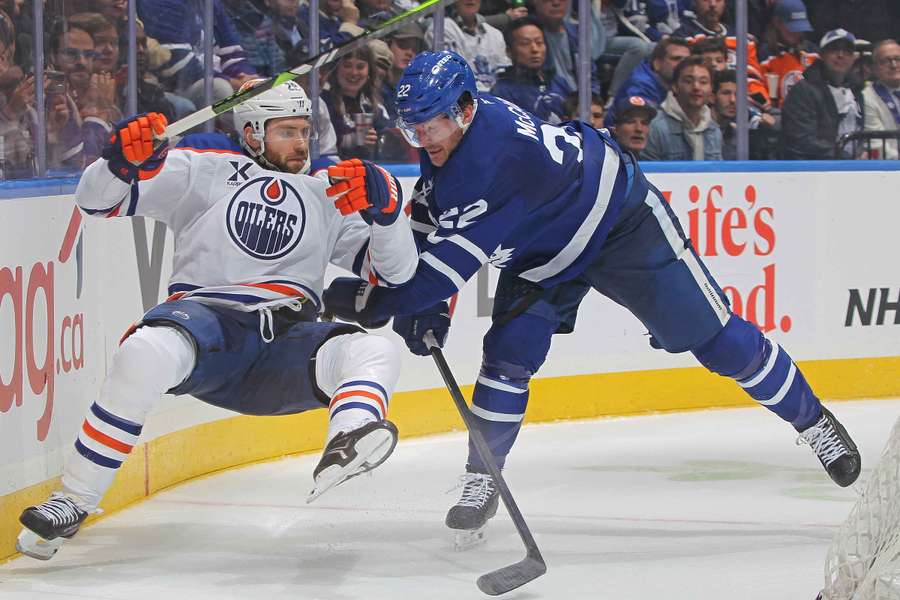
[466,363,530,472]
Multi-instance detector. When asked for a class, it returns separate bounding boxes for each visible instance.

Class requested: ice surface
[3,399,898,600]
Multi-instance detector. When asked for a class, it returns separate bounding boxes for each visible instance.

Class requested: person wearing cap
[382,23,425,121]
[426,0,510,92]
[490,16,573,124]
[760,0,818,109]
[781,28,864,160]
[611,95,657,157]
[643,55,723,161]
[861,39,900,160]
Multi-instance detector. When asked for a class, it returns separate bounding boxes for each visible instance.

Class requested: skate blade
[306,427,396,504]
[453,525,488,552]
[16,528,65,560]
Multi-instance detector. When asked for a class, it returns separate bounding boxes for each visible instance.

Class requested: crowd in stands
[0,0,899,179]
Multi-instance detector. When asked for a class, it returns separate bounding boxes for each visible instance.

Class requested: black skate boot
[17,492,89,560]
[446,472,499,550]
[307,419,398,502]
[797,407,861,487]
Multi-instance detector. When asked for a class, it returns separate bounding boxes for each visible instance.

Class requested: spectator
[68,12,120,73]
[131,20,178,121]
[137,0,257,107]
[357,0,402,29]
[49,19,117,163]
[561,91,605,127]
[427,0,510,92]
[532,0,599,94]
[862,39,900,159]
[610,94,656,157]
[604,36,690,126]
[490,16,573,123]
[761,0,818,108]
[711,68,737,159]
[591,0,655,97]
[673,0,727,39]
[381,23,425,121]
[781,29,864,160]
[643,55,723,160]
[221,0,285,77]
[693,36,727,72]
[321,45,391,159]
[296,0,365,62]
[0,8,33,177]
[641,0,689,40]
[67,12,122,129]
[476,0,528,32]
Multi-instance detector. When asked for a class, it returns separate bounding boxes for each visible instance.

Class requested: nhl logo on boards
[226,177,306,260]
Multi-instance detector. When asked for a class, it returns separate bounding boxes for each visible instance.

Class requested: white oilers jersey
[75,147,417,312]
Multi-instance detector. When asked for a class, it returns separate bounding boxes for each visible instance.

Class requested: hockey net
[822,417,900,600]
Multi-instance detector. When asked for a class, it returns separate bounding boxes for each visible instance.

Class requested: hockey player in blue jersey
[323,50,861,535]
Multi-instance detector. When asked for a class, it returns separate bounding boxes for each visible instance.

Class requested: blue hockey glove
[326,158,402,226]
[391,302,450,356]
[323,277,389,329]
[102,112,170,184]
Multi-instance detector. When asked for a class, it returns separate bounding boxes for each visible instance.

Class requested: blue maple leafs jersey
[366,94,632,320]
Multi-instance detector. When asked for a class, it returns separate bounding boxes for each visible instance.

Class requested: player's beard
[267,150,309,174]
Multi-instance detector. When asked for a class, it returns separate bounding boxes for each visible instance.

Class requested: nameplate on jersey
[226,176,306,260]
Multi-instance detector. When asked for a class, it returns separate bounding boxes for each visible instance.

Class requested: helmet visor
[397,106,465,148]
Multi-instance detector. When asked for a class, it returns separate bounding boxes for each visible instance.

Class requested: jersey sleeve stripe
[519,146,620,282]
[420,252,467,290]
[444,234,489,264]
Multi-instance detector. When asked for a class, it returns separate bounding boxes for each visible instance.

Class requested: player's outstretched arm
[76,113,187,223]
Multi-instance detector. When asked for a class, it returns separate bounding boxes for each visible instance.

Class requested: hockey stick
[163,0,452,138]
[425,334,547,596]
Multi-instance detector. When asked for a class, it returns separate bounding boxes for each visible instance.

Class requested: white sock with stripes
[314,333,400,444]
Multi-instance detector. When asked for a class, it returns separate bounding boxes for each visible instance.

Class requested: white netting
[823,417,900,600]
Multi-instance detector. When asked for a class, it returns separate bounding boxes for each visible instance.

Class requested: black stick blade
[476,555,547,596]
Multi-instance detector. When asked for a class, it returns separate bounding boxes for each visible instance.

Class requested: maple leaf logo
[488,246,515,268]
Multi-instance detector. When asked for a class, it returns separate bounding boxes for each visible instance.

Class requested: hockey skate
[307,419,398,503]
[17,492,90,560]
[797,407,861,487]
[446,472,499,551]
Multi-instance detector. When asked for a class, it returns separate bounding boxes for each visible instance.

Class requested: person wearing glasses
[781,29,864,160]
[862,39,900,160]
[15,80,418,561]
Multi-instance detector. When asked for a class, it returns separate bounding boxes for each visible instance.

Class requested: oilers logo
[226,177,306,260]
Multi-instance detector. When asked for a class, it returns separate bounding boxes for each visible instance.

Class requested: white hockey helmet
[233,79,313,173]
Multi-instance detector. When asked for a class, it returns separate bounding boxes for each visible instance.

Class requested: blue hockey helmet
[395,50,478,147]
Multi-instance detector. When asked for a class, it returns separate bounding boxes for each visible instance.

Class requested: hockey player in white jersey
[16,81,418,560]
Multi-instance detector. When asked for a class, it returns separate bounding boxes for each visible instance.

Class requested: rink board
[1,165,899,561]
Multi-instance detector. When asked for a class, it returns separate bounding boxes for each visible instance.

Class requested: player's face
[614,113,651,153]
[404,103,475,166]
[714,81,737,119]
[674,65,712,112]
[510,24,546,70]
[256,116,311,173]
[874,43,900,88]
